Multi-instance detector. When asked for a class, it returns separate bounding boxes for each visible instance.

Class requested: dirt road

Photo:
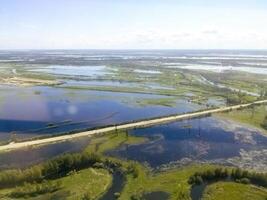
[1,99,266,152]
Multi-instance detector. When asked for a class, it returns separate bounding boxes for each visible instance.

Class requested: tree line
[0,152,101,188]
[188,167,267,188]
[0,150,140,191]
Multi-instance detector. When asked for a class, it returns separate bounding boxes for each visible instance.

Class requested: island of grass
[202,182,267,200]
[0,168,112,200]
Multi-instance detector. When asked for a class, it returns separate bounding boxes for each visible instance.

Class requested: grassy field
[136,97,177,107]
[202,182,267,200]
[216,104,267,134]
[201,71,267,95]
[0,168,112,200]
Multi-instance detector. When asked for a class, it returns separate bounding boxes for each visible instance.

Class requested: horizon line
[1,48,267,51]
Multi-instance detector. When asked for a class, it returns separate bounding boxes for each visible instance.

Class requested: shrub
[10,180,61,198]
[239,178,250,184]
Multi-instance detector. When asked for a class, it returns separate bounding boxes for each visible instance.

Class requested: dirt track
[1,99,266,152]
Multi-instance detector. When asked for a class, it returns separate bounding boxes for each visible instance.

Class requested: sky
[1,0,267,49]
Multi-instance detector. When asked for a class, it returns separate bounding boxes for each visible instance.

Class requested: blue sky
[1,0,267,49]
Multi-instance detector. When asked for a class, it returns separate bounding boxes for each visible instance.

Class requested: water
[61,79,174,91]
[167,64,267,75]
[1,50,267,168]
[0,85,202,141]
[0,137,90,170]
[190,183,208,200]
[100,171,125,200]
[107,117,267,170]
[62,79,141,88]
[28,65,111,77]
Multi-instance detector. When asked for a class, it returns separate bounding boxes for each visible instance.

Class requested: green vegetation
[262,115,267,130]
[189,167,267,188]
[120,164,220,200]
[188,167,228,185]
[53,66,262,107]
[2,130,267,200]
[46,168,111,200]
[136,97,177,107]
[9,180,61,198]
[2,61,263,108]
[217,104,267,133]
[201,71,267,96]
[1,129,267,200]
[203,182,267,200]
[0,131,147,199]
[84,131,147,154]
[0,127,265,200]
[1,51,267,200]
[0,152,102,188]
[0,168,112,200]
[225,93,257,105]
[83,132,220,200]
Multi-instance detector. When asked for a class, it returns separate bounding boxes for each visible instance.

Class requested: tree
[261,115,267,130]
[226,94,241,105]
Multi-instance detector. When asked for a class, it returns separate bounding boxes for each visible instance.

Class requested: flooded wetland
[0,50,267,200]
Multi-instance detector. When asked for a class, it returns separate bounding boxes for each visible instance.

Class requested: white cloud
[202,30,219,35]
[1,25,267,49]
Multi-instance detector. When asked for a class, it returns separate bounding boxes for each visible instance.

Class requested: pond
[0,85,202,141]
[0,137,91,169]
[107,117,267,170]
[28,65,112,77]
